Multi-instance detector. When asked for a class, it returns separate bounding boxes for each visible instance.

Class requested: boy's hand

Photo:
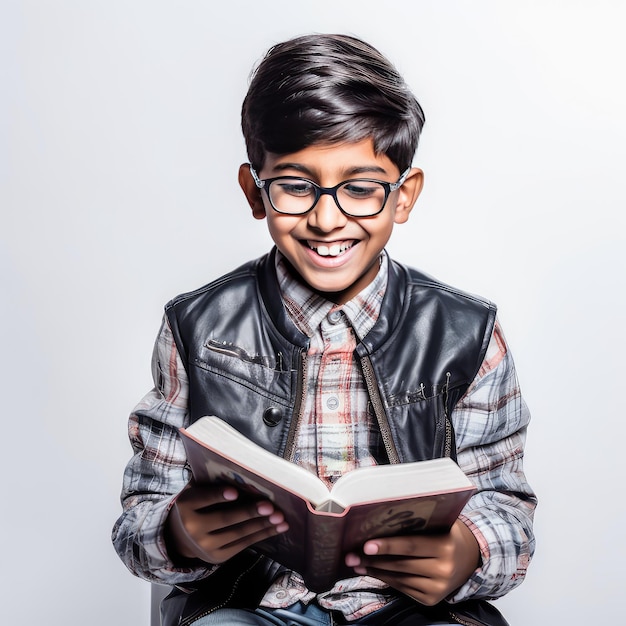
[165,481,289,565]
[345,520,480,606]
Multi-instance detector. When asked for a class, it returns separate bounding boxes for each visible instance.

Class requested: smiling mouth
[307,240,355,258]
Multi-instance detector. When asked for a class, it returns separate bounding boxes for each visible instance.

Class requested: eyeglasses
[249,165,410,218]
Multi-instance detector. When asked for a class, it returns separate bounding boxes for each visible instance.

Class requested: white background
[1,1,624,624]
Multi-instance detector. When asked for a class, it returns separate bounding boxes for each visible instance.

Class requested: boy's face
[239,139,423,304]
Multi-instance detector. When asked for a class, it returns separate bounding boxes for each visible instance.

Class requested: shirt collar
[275,250,388,341]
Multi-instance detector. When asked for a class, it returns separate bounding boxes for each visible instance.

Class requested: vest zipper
[443,371,453,458]
[284,349,307,462]
[360,355,400,464]
[448,611,485,626]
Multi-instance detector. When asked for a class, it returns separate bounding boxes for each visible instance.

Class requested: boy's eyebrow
[271,163,390,178]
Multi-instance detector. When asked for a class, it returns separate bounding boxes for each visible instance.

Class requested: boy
[113,34,536,626]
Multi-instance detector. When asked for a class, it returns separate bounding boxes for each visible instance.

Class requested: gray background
[2,1,624,624]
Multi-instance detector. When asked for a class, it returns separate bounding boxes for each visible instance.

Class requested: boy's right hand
[165,481,289,565]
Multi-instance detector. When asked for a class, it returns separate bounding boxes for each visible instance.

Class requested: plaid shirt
[112,252,536,620]
[260,253,393,618]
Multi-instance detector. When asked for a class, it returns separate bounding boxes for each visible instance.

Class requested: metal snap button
[262,406,283,426]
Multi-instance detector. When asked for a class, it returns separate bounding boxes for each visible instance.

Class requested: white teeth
[312,243,352,257]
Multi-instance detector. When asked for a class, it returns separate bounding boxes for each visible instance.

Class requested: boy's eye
[276,180,315,196]
[341,182,380,199]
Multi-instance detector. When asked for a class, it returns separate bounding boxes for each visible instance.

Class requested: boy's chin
[300,269,378,305]
[280,248,382,304]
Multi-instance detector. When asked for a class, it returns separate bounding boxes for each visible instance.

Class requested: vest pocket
[191,340,293,406]
[387,391,455,461]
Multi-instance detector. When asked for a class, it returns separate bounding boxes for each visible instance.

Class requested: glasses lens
[338,181,386,216]
[268,178,317,214]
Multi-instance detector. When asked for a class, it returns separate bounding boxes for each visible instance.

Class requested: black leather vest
[166,249,496,464]
[162,249,506,626]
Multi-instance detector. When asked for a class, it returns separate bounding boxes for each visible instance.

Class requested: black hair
[241,34,425,172]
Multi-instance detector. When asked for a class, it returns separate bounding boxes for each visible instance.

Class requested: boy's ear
[393,168,424,225]
[238,163,266,220]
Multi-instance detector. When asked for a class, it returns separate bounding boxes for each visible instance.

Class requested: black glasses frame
[249,166,410,218]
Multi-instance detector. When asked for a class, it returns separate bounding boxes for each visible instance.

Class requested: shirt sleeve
[448,320,537,602]
[111,315,214,584]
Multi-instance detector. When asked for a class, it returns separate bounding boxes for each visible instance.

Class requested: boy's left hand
[345,519,480,606]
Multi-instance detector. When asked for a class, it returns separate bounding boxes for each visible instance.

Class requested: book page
[329,457,474,508]
[182,416,332,506]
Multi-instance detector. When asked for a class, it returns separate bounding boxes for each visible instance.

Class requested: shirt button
[328,310,342,324]
[326,396,339,410]
[275,590,287,599]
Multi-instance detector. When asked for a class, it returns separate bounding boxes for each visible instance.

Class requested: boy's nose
[306,193,348,232]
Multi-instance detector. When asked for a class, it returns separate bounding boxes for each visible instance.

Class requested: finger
[354,567,446,607]
[176,483,240,510]
[354,556,435,577]
[347,542,442,578]
[196,513,289,563]
[362,536,448,559]
[202,500,286,532]
[390,578,447,607]
[180,497,283,539]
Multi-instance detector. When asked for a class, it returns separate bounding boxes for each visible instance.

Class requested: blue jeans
[189,601,457,625]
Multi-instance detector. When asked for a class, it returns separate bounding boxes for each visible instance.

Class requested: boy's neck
[275,250,388,342]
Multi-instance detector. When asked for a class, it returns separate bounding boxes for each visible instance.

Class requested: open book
[180,415,476,592]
